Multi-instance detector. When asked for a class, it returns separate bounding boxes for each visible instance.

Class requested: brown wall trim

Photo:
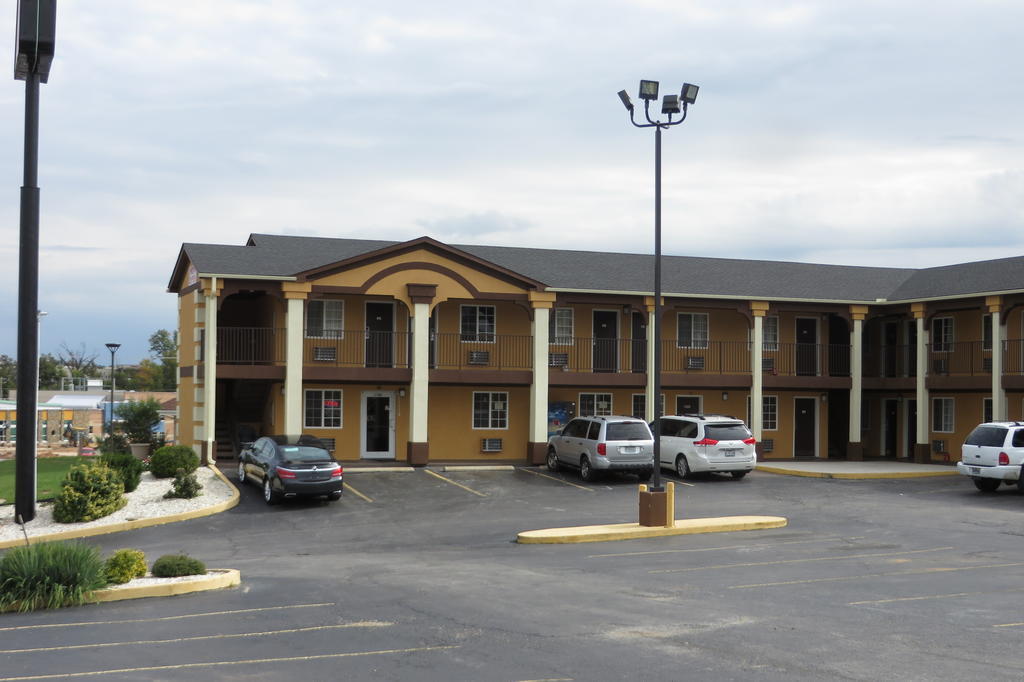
[763,376,851,390]
[863,377,916,392]
[216,365,286,380]
[179,282,200,297]
[927,376,990,391]
[548,373,646,388]
[407,442,429,466]
[429,369,533,385]
[303,367,413,383]
[180,366,194,378]
[1003,376,1024,391]
[661,374,752,389]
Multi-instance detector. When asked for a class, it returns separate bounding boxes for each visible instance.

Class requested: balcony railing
[1004,340,1024,375]
[545,337,645,373]
[863,344,917,378]
[305,330,411,368]
[928,341,991,376]
[432,333,532,370]
[217,327,285,365]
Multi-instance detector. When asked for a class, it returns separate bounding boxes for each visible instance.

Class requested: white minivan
[653,414,757,479]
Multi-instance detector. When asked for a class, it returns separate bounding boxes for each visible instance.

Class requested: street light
[106,343,120,436]
[617,78,699,506]
[14,0,56,525]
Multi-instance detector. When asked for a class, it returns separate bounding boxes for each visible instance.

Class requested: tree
[133,359,164,391]
[148,329,178,390]
[38,354,64,390]
[57,342,99,377]
[115,398,162,444]
[0,355,15,398]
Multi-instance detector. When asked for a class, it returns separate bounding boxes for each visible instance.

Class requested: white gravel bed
[0,466,234,544]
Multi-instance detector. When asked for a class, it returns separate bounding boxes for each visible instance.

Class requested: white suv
[957,422,1024,492]
[653,414,756,479]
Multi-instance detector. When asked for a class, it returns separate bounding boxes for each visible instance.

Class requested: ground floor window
[932,397,954,433]
[580,393,612,416]
[305,389,343,428]
[473,392,508,429]
[747,395,778,430]
[631,394,664,420]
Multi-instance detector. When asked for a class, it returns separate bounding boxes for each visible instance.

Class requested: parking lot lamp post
[106,343,120,436]
[618,80,699,495]
[14,0,56,525]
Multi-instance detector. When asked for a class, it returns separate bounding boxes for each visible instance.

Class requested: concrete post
[848,306,867,460]
[528,292,555,464]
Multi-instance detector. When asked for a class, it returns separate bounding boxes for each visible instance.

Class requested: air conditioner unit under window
[481,438,503,452]
[468,351,490,365]
[313,347,337,362]
[687,356,706,370]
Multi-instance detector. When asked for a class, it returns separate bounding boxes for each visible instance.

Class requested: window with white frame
[932,397,954,433]
[932,317,954,352]
[472,392,508,429]
[631,394,665,420]
[549,308,574,345]
[580,393,613,416]
[764,316,779,351]
[306,300,344,338]
[677,313,709,349]
[982,314,992,351]
[461,305,495,343]
[304,389,342,428]
[747,395,778,430]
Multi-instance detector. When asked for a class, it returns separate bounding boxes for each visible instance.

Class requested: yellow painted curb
[756,465,958,479]
[0,465,240,550]
[89,569,241,604]
[517,515,788,544]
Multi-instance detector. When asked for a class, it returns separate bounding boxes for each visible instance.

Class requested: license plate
[620,446,640,455]
[722,449,738,457]
[969,467,981,475]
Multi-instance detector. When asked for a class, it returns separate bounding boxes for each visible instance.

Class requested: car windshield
[606,422,651,441]
[705,423,751,441]
[965,426,1007,447]
[279,445,333,462]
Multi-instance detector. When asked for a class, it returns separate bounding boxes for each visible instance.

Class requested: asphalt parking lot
[3,465,1024,681]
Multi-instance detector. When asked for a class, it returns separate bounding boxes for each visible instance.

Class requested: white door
[361,391,395,460]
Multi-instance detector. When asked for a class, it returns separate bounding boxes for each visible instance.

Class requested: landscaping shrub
[151,554,206,578]
[52,463,127,523]
[115,398,162,445]
[99,433,130,456]
[100,451,144,493]
[164,469,202,499]
[0,541,107,612]
[150,445,199,479]
[104,549,148,585]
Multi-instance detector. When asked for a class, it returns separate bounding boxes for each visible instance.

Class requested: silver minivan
[547,415,654,482]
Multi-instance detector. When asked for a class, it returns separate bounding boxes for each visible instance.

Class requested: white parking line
[517,467,593,491]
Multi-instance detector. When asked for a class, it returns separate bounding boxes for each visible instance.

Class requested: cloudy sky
[1,1,1021,364]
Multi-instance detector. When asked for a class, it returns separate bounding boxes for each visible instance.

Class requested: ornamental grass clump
[0,541,107,612]
[100,451,144,493]
[151,554,205,578]
[52,463,127,523]
[164,469,202,499]
[104,549,148,585]
[150,445,200,479]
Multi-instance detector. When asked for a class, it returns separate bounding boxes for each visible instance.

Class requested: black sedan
[237,435,343,505]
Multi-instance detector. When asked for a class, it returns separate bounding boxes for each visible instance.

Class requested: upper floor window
[677,313,709,349]
[983,314,993,351]
[549,308,574,345]
[461,305,495,343]
[764,316,779,352]
[932,317,953,352]
[306,300,343,339]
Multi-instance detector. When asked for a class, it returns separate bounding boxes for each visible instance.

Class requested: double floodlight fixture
[14,0,56,82]
[105,342,121,354]
[618,79,700,128]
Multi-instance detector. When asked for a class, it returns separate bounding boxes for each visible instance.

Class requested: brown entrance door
[796,319,818,376]
[905,399,916,459]
[593,311,618,373]
[883,399,899,457]
[365,302,394,368]
[631,312,646,373]
[794,397,816,457]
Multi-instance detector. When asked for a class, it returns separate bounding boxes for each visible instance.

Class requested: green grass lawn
[0,457,96,504]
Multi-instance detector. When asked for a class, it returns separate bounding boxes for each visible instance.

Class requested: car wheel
[675,455,691,479]
[263,477,280,505]
[580,457,597,482]
[731,471,748,480]
[327,491,342,501]
[546,448,560,472]
[237,461,247,486]
[973,477,1000,493]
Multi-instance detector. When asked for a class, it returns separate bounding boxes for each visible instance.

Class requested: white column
[284,297,304,438]
[646,308,656,421]
[916,316,928,449]
[849,318,863,442]
[410,302,430,444]
[751,315,763,440]
[530,307,550,445]
[203,278,218,461]
[992,308,1006,421]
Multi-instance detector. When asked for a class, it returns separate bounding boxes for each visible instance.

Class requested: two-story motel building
[168,234,1024,466]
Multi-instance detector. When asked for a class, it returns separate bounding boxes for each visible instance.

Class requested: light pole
[618,80,699,501]
[14,0,56,524]
[106,343,120,436]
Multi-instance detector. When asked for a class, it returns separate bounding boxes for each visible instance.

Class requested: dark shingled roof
[170,234,1024,303]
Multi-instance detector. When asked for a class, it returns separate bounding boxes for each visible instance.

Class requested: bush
[115,398,161,445]
[99,433,130,456]
[151,554,206,578]
[52,463,127,523]
[150,445,199,479]
[164,469,202,499]
[100,451,144,493]
[104,549,147,585]
[0,541,107,612]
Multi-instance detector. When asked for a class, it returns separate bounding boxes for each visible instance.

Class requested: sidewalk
[756,459,958,479]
